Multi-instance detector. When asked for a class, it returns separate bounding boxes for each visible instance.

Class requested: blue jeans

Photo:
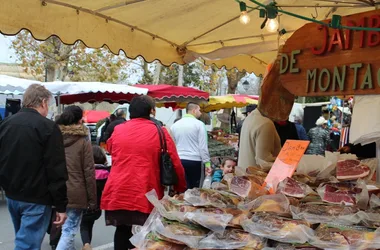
[56,208,83,250]
[7,198,52,250]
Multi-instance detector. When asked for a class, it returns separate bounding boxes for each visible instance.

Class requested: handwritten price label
[264,140,310,193]
[278,141,309,165]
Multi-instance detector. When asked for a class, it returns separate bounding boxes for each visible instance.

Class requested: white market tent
[0,75,148,97]
[0,75,149,114]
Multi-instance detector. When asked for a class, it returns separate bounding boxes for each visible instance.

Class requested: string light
[240,11,251,24]
[266,18,279,32]
[239,1,251,24]
[236,0,380,32]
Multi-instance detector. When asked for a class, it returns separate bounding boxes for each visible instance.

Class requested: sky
[0,35,16,63]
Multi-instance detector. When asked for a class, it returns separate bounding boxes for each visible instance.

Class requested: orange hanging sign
[263,140,310,193]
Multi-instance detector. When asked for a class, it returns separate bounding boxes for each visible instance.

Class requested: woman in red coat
[101,95,187,250]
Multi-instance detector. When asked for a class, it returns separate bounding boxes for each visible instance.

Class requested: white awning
[0,75,148,96]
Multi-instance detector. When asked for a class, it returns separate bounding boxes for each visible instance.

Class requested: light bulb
[239,11,250,25]
[266,18,279,33]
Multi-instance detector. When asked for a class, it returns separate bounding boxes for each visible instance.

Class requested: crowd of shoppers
[0,84,344,250]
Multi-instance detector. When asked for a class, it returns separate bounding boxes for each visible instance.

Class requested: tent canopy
[83,110,110,123]
[203,94,259,112]
[57,81,148,104]
[157,94,259,111]
[0,75,148,101]
[134,84,209,103]
[0,75,61,95]
[0,1,375,76]
[61,84,209,105]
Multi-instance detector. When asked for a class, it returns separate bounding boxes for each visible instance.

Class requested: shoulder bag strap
[154,123,167,152]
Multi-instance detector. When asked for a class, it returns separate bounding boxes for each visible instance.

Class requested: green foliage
[137,59,221,94]
[10,30,129,82]
[139,59,154,84]
[305,96,330,103]
[11,30,244,98]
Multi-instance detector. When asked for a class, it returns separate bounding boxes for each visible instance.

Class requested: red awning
[59,92,143,105]
[134,84,209,102]
[83,110,110,123]
[59,84,208,105]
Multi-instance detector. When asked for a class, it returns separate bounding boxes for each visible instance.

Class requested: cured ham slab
[336,159,370,181]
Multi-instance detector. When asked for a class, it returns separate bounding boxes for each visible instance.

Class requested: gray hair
[23,84,52,108]
[115,109,125,118]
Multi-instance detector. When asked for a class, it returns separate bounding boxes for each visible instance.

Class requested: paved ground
[0,198,115,250]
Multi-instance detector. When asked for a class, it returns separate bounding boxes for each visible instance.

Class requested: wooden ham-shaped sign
[280,9,380,97]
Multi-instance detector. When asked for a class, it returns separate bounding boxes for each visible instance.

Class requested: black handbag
[155,123,178,186]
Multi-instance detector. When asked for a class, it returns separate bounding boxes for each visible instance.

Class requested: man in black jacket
[0,84,68,249]
[103,109,126,142]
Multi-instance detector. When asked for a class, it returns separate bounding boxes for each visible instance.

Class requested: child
[212,158,237,183]
[80,146,110,250]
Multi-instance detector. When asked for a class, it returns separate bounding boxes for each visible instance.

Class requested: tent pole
[57,93,62,114]
[377,141,380,184]
[340,100,345,133]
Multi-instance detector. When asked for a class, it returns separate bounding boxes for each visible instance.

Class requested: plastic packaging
[360,158,379,182]
[152,217,208,248]
[297,152,339,179]
[184,188,242,208]
[145,189,192,222]
[202,175,212,189]
[229,175,268,200]
[290,203,361,225]
[146,189,244,234]
[370,193,380,209]
[224,208,251,228]
[263,243,319,250]
[292,173,316,187]
[256,158,274,172]
[246,166,268,177]
[143,232,188,250]
[198,228,267,249]
[290,202,380,228]
[222,173,234,186]
[239,194,290,216]
[130,208,162,249]
[316,182,357,206]
[309,224,380,250]
[211,181,228,191]
[355,210,380,229]
[235,166,246,177]
[316,180,369,209]
[184,210,233,234]
[241,212,314,244]
[367,183,380,197]
[277,177,315,199]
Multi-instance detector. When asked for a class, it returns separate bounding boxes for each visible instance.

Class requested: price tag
[263,140,310,193]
